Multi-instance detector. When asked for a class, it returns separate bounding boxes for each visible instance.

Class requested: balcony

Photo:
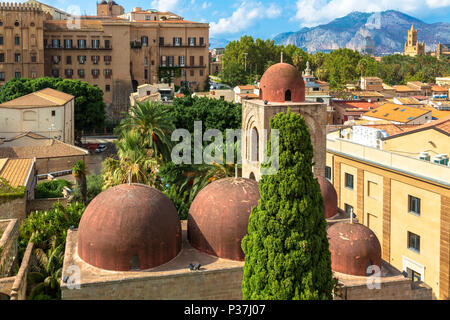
[160,43,206,48]
[45,45,112,50]
[130,41,142,49]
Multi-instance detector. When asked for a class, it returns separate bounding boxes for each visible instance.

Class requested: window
[141,36,148,46]
[92,39,100,48]
[345,204,354,217]
[14,36,20,45]
[173,37,182,46]
[199,56,204,66]
[199,37,204,46]
[104,39,110,48]
[179,55,185,67]
[159,37,164,46]
[188,37,196,46]
[406,267,422,282]
[92,69,100,78]
[144,57,148,66]
[250,127,259,161]
[78,39,86,49]
[14,21,19,27]
[168,56,174,67]
[0,72,5,81]
[104,55,111,65]
[190,56,194,66]
[52,69,59,77]
[144,69,148,80]
[190,70,194,76]
[325,166,331,180]
[92,55,99,64]
[51,110,56,116]
[145,15,151,21]
[52,39,60,48]
[14,53,21,62]
[0,36,3,45]
[66,56,72,65]
[0,53,4,63]
[285,89,291,101]
[161,56,166,67]
[368,181,379,199]
[65,69,73,77]
[78,69,85,78]
[104,69,112,78]
[408,195,421,216]
[15,71,21,79]
[199,69,204,76]
[407,232,420,253]
[345,173,354,189]
[64,39,72,48]
[78,55,86,64]
[105,84,110,92]
[31,54,36,63]
[53,55,60,64]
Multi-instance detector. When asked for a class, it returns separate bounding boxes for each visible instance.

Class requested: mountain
[273,10,450,55]
[209,37,230,49]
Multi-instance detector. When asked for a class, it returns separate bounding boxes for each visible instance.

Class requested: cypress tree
[241,109,335,300]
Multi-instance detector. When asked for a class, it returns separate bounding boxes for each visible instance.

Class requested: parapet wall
[0,2,42,11]
[0,219,19,278]
[10,242,34,300]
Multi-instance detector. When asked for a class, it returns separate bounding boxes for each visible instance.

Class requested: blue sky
[30,0,450,40]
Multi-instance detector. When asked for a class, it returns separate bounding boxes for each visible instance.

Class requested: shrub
[72,174,104,204]
[35,180,72,199]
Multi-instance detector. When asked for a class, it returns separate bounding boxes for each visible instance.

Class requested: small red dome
[327,222,382,276]
[188,177,260,261]
[77,184,181,271]
[259,63,305,103]
[316,176,338,219]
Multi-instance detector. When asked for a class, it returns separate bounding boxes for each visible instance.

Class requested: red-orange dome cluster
[259,62,305,103]
[77,184,181,271]
[327,222,382,276]
[316,176,338,219]
[188,177,260,261]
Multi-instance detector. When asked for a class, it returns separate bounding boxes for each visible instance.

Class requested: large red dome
[327,222,382,276]
[188,177,260,261]
[77,184,181,271]
[316,176,338,219]
[259,62,305,103]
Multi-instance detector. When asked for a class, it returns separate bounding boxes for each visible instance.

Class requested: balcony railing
[160,64,207,68]
[160,43,206,48]
[45,45,112,50]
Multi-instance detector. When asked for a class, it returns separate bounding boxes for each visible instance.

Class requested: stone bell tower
[241,62,327,181]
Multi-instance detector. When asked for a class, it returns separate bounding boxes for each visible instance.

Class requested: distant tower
[404,24,425,56]
[97,0,124,17]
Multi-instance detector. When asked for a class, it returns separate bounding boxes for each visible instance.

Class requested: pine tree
[241,109,335,300]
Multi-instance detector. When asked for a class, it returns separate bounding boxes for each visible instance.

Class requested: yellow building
[404,24,425,57]
[326,121,450,299]
[0,88,75,144]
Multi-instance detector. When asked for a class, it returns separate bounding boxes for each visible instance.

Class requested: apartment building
[326,124,450,299]
[0,1,210,120]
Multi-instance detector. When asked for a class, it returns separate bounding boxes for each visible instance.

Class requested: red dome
[77,184,181,271]
[327,222,382,276]
[259,63,305,103]
[188,177,260,261]
[316,176,338,219]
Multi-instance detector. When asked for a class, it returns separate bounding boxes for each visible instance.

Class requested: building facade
[404,25,425,57]
[0,2,210,120]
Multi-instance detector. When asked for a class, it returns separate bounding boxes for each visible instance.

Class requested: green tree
[72,160,87,204]
[241,110,334,300]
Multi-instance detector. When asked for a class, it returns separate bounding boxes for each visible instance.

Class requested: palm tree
[116,100,175,164]
[72,160,87,204]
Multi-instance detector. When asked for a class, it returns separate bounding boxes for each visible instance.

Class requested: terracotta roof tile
[0,88,74,108]
[363,103,431,123]
[0,140,88,159]
[0,158,34,187]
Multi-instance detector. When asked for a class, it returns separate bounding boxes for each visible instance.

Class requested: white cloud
[294,0,449,27]
[202,2,211,9]
[210,1,282,35]
[151,0,181,12]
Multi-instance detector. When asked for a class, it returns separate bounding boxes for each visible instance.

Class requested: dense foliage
[35,180,72,199]
[0,77,106,133]
[18,201,86,299]
[72,174,103,205]
[0,177,25,205]
[220,36,450,89]
[241,110,334,300]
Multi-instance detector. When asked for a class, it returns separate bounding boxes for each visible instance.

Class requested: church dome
[259,62,305,103]
[327,222,382,276]
[77,184,181,271]
[316,176,338,219]
[188,177,260,261]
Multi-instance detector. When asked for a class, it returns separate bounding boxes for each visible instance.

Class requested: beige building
[404,25,425,57]
[0,88,74,144]
[326,127,450,299]
[192,89,235,102]
[360,77,383,92]
[0,2,210,120]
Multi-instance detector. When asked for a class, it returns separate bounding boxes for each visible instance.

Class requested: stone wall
[27,197,69,214]
[0,276,15,297]
[62,267,243,300]
[0,219,19,277]
[0,197,27,221]
[10,242,34,300]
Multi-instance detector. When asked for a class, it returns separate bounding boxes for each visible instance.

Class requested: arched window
[23,110,37,121]
[249,172,256,180]
[250,127,259,162]
[259,88,263,99]
[285,89,291,101]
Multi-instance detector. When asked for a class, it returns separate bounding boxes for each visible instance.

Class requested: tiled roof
[394,97,422,105]
[420,105,450,120]
[383,114,450,140]
[333,101,377,111]
[353,91,385,97]
[363,124,420,136]
[431,85,449,92]
[0,140,88,159]
[0,88,74,108]
[394,85,420,92]
[363,103,431,123]
[237,85,257,90]
[0,158,34,188]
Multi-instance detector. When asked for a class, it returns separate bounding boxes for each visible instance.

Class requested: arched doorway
[285,89,291,101]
